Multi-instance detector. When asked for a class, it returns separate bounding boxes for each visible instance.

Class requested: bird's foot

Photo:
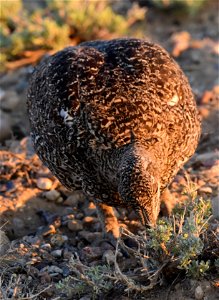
[94,202,121,244]
[104,215,121,239]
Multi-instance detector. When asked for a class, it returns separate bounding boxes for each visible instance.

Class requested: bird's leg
[94,201,120,239]
[160,188,177,216]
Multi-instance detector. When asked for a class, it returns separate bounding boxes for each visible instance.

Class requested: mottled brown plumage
[27,38,201,237]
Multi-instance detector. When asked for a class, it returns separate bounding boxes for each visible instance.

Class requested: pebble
[83,202,97,216]
[50,234,68,247]
[83,216,97,224]
[102,249,115,265]
[41,243,52,251]
[67,219,83,231]
[79,296,91,300]
[199,107,210,118]
[79,231,102,243]
[0,109,11,142]
[44,190,60,201]
[64,192,83,206]
[195,285,204,300]
[76,212,84,219]
[56,196,64,203]
[0,230,10,256]
[199,186,213,194]
[80,246,103,262]
[51,249,62,258]
[41,265,63,275]
[36,178,53,190]
[12,217,25,229]
[0,90,19,111]
[201,90,213,104]
[62,214,75,225]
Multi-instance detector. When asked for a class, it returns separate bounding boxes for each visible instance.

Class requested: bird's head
[118,145,161,226]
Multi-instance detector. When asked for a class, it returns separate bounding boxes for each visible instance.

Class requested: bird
[27,38,201,238]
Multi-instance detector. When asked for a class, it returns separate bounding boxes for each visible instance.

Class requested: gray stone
[51,249,62,258]
[36,178,53,190]
[67,219,83,231]
[44,189,60,201]
[0,91,19,111]
[195,285,204,300]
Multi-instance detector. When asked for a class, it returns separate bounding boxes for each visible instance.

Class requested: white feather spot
[60,108,73,126]
[168,94,179,106]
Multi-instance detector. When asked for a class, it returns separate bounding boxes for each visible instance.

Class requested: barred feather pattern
[27,38,201,225]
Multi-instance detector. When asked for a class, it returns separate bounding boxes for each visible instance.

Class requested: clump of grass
[0,0,146,70]
[56,256,113,299]
[151,0,207,14]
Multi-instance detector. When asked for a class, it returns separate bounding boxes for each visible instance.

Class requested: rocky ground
[0,1,219,300]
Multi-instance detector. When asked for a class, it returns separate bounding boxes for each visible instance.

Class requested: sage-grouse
[27,38,201,237]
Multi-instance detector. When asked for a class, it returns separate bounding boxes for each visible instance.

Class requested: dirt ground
[0,1,218,300]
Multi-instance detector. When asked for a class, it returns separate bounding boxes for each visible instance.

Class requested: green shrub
[0,0,146,70]
[152,0,207,13]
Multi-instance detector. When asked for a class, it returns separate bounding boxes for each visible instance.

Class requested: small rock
[199,107,210,118]
[79,296,91,300]
[195,285,204,300]
[83,216,97,224]
[37,178,53,190]
[197,180,206,188]
[0,230,10,256]
[56,196,64,203]
[201,280,211,291]
[41,243,52,251]
[64,192,83,206]
[76,212,84,219]
[0,91,19,111]
[15,79,28,93]
[44,190,60,201]
[199,186,213,194]
[83,202,97,216]
[50,234,68,247]
[79,231,102,243]
[201,90,213,104]
[68,220,83,231]
[102,249,115,265]
[41,265,63,275]
[62,207,75,215]
[0,109,11,142]
[12,217,25,229]
[62,214,75,221]
[80,246,103,262]
[62,214,75,225]
[51,249,62,258]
